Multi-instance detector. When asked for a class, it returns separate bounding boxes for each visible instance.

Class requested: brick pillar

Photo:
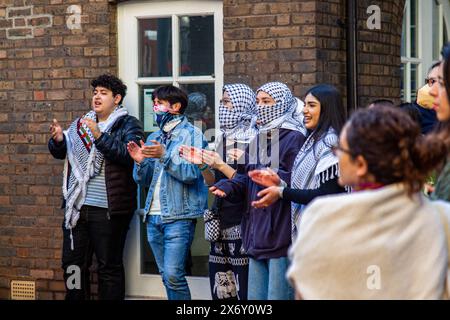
[357,0,405,107]
[0,0,117,300]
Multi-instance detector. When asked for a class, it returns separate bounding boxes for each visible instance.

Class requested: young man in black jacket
[48,74,144,300]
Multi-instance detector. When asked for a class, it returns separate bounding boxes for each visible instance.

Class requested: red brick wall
[223,0,319,97]
[223,0,405,106]
[0,0,117,300]
[313,0,347,101]
[357,0,405,107]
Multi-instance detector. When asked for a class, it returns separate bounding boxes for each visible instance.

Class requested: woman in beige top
[288,106,450,299]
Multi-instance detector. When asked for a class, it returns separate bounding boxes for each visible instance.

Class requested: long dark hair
[346,106,447,195]
[305,84,347,143]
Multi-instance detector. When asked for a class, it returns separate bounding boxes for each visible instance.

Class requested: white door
[118,0,224,299]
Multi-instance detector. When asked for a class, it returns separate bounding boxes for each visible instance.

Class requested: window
[401,0,450,102]
[401,0,420,102]
[119,3,223,134]
[137,15,217,132]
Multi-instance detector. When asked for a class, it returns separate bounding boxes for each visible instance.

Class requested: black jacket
[48,115,144,216]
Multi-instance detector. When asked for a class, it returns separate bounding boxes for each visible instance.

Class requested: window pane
[445,19,448,48]
[140,84,216,134]
[401,4,407,57]
[139,18,172,77]
[181,83,216,134]
[141,217,209,277]
[140,85,161,133]
[432,0,441,60]
[140,219,158,274]
[410,0,417,58]
[411,64,418,101]
[179,16,215,76]
[400,64,405,101]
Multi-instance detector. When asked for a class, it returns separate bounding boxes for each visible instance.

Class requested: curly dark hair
[91,74,127,104]
[346,106,447,195]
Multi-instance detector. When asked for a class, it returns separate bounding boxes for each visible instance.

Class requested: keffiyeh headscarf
[218,83,258,143]
[290,127,340,239]
[62,106,128,249]
[256,82,306,135]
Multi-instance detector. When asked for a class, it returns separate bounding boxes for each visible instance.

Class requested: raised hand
[251,186,280,208]
[127,140,145,163]
[201,150,225,169]
[81,118,101,139]
[49,118,63,142]
[248,167,280,187]
[179,145,204,165]
[141,140,165,159]
[209,186,227,198]
[226,148,245,162]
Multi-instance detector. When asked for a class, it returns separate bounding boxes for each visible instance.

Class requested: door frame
[118,0,223,299]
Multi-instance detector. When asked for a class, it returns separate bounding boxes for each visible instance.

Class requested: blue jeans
[247,257,294,300]
[146,215,196,300]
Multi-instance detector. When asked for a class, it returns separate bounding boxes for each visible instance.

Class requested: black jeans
[62,205,133,300]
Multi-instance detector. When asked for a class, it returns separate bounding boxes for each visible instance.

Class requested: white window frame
[118,0,223,130]
[401,0,450,102]
[117,0,223,300]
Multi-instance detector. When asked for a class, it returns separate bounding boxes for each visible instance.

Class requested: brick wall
[313,0,347,100]
[0,0,117,300]
[223,0,319,97]
[223,0,405,106]
[357,0,405,107]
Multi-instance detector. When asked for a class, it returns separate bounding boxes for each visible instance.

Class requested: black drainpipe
[346,0,358,114]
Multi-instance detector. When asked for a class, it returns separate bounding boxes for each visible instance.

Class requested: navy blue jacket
[415,102,438,134]
[214,129,306,260]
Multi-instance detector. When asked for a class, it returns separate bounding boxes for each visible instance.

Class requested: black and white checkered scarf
[62,106,128,248]
[291,127,339,239]
[256,82,306,135]
[218,84,258,144]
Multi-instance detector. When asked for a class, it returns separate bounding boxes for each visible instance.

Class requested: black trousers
[62,205,133,300]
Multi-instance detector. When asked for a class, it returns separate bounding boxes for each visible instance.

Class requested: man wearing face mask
[415,62,440,134]
[127,85,208,300]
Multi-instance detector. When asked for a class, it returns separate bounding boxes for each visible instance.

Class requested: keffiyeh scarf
[218,84,258,144]
[256,82,306,135]
[62,106,128,249]
[290,127,339,239]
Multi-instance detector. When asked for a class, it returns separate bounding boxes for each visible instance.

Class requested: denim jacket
[133,117,208,222]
